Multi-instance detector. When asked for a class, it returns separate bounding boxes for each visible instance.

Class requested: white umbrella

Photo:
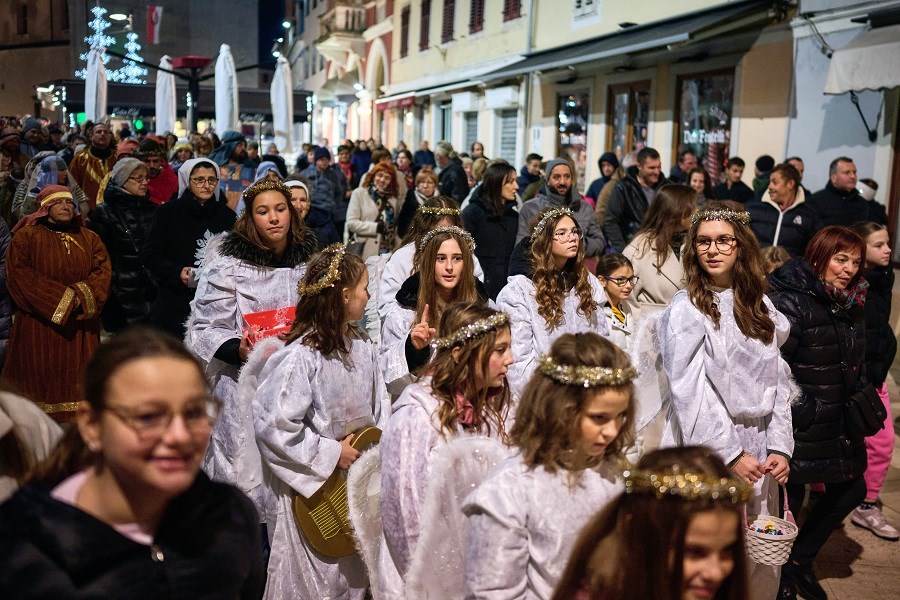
[270,56,294,153]
[155,55,177,135]
[84,46,107,122]
[215,44,239,132]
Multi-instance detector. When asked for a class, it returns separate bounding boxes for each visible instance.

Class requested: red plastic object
[171,56,213,69]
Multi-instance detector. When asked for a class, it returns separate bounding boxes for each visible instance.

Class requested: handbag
[845,384,886,438]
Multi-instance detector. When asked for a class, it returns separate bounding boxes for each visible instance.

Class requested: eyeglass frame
[127,175,149,183]
[103,397,222,441]
[602,275,640,287]
[693,235,738,254]
[552,227,582,241]
[189,176,219,187]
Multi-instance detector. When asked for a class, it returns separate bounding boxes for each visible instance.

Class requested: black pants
[785,477,866,565]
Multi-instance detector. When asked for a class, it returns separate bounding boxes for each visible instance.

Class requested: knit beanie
[110,157,146,187]
[755,155,775,173]
[313,146,331,162]
[21,118,42,135]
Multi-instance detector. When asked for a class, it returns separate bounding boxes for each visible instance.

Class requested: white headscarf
[177,157,219,196]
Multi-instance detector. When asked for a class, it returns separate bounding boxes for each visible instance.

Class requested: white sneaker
[851,505,900,541]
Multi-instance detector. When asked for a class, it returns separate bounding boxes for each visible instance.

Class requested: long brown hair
[529,209,598,329]
[805,226,866,288]
[285,247,366,355]
[552,447,749,600]
[683,200,775,344]
[29,328,208,486]
[413,229,480,329]
[426,303,511,440]
[403,195,462,246]
[632,184,696,265]
[362,162,399,197]
[481,162,517,216]
[232,180,313,254]
[512,333,635,473]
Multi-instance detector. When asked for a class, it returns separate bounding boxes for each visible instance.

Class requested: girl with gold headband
[553,446,751,600]
[380,225,490,396]
[251,244,391,599]
[463,332,634,599]
[184,179,316,506]
[658,200,794,600]
[378,195,484,320]
[497,206,610,397]
[379,303,513,597]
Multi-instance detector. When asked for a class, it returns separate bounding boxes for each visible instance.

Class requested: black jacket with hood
[462,184,518,300]
[602,172,667,252]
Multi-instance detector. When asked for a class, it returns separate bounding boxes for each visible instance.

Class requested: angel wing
[365,253,391,346]
[628,307,670,462]
[404,436,509,599]
[347,447,384,599]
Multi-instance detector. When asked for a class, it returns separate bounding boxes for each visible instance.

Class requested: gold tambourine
[291,426,382,558]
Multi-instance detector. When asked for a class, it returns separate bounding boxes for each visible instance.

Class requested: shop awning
[374,93,416,111]
[482,0,778,81]
[824,24,900,94]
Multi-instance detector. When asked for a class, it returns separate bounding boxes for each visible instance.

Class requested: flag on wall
[147,6,163,45]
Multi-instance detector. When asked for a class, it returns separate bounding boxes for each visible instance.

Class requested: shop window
[470,0,485,34]
[440,103,452,140]
[463,112,479,150]
[503,0,522,22]
[557,91,590,191]
[606,81,650,159]
[400,6,410,57]
[497,109,518,164]
[676,70,735,184]
[442,0,455,44]
[420,0,432,51]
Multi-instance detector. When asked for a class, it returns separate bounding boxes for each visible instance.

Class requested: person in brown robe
[2,185,111,422]
[68,122,117,213]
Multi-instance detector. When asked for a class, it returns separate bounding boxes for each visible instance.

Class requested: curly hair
[529,208,598,330]
[552,447,750,600]
[414,229,479,329]
[403,195,462,246]
[284,248,366,355]
[683,200,775,344]
[362,162,399,197]
[427,303,511,441]
[511,333,635,474]
[232,180,313,254]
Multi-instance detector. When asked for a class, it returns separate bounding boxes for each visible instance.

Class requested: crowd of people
[0,112,896,600]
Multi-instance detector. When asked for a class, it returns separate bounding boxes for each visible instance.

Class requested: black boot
[778,563,798,600]
[792,562,827,600]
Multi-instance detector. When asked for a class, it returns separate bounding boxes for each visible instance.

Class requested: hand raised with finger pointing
[410,304,437,350]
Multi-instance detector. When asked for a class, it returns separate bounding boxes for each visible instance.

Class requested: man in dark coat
[516,153,543,193]
[413,140,436,172]
[602,146,667,252]
[434,141,469,205]
[711,156,754,203]
[808,156,887,227]
[667,147,697,184]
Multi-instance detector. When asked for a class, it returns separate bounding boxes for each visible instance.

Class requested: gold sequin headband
[419,206,461,216]
[691,208,750,226]
[40,191,75,207]
[622,465,752,504]
[297,243,346,297]
[531,207,574,239]
[538,354,638,388]
[432,312,510,350]
[418,226,476,253]
[242,178,291,202]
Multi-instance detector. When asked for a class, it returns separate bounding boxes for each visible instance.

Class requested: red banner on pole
[147,6,163,45]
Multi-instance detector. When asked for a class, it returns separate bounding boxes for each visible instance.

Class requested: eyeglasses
[105,398,221,441]
[190,177,219,187]
[603,275,640,287]
[128,175,149,183]
[693,236,738,253]
[553,227,582,241]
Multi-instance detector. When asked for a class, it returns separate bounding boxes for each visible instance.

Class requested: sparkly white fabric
[378,242,485,320]
[379,306,418,397]
[378,379,510,599]
[252,330,392,600]
[184,241,306,497]
[462,456,623,600]
[496,274,610,397]
[626,307,669,462]
[601,302,632,351]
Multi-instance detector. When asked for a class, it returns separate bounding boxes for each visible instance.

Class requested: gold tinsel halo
[242,178,291,204]
[432,312,510,350]
[690,208,750,226]
[419,205,461,216]
[297,243,346,297]
[418,225,476,253]
[531,207,574,239]
[622,465,752,504]
[537,354,638,388]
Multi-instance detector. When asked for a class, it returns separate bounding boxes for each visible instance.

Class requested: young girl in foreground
[553,446,751,600]
[252,245,391,600]
[658,201,794,599]
[379,303,513,597]
[497,207,610,396]
[596,254,636,350]
[463,332,634,599]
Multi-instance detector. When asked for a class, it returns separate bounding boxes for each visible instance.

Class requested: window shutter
[442,0,455,44]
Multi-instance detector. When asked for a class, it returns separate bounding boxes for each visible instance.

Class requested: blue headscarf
[253,161,281,184]
[31,156,69,193]
[207,130,246,166]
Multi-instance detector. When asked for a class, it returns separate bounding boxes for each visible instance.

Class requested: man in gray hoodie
[515,158,605,257]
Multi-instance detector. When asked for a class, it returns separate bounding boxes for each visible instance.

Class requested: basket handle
[741,477,796,526]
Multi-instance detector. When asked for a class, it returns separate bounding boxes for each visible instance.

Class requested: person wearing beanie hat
[19,118,52,160]
[69,121,117,213]
[134,138,178,205]
[169,138,194,171]
[90,158,158,332]
[585,151,620,202]
[299,145,345,245]
[752,154,775,196]
[2,184,111,423]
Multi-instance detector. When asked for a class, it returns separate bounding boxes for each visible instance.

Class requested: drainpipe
[522,0,537,158]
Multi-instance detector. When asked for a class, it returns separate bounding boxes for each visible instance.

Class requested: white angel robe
[252,329,392,600]
[658,289,795,600]
[380,306,418,397]
[184,242,306,501]
[496,274,610,397]
[379,379,510,599]
[462,456,623,600]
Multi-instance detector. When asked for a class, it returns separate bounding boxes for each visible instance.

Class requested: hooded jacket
[438,156,470,205]
[516,158,605,257]
[745,188,822,257]
[602,171,667,252]
[861,266,896,387]
[767,258,868,483]
[462,184,519,300]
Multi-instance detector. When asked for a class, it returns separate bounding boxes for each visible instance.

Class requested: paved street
[812,271,900,598]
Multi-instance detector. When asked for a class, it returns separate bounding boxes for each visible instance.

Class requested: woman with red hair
[345,162,400,259]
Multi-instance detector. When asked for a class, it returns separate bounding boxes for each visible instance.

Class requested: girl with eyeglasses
[596,253,636,351]
[497,206,610,397]
[658,200,795,599]
[0,327,265,598]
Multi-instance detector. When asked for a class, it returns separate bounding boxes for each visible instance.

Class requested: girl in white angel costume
[185,180,315,505]
[658,201,795,600]
[380,226,490,396]
[379,302,514,598]
[463,332,635,599]
[251,244,392,600]
[496,207,610,397]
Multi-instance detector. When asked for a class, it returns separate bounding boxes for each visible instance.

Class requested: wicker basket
[744,485,798,566]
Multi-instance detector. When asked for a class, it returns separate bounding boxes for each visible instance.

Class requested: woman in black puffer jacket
[89,158,158,332]
[768,226,869,600]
